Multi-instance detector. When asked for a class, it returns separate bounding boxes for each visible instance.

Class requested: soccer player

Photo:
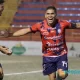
[12,6,80,80]
[0,0,12,80]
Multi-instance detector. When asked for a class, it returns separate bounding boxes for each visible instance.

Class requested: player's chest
[40,27,63,36]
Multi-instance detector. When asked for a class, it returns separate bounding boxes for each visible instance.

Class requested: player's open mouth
[48,19,53,22]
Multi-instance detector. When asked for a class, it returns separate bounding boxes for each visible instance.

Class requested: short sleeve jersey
[30,19,71,57]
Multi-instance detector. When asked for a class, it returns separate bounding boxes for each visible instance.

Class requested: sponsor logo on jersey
[44,35,63,40]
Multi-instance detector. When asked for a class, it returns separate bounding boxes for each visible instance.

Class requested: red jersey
[30,19,71,57]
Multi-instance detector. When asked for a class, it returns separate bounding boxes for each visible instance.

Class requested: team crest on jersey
[58,29,61,34]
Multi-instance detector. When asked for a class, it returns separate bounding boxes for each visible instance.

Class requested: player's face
[45,9,57,26]
[0,3,4,16]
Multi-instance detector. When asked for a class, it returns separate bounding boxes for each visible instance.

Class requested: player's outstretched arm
[13,28,31,37]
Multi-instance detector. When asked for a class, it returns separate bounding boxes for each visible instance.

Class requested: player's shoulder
[59,19,70,25]
[37,21,45,24]
[59,20,69,23]
[33,21,44,26]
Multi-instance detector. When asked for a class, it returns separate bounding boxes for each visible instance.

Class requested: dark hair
[0,0,4,4]
[46,6,57,13]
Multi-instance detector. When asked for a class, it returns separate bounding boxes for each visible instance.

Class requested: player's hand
[0,46,12,55]
[0,29,10,37]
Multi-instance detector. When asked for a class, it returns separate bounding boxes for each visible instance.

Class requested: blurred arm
[13,28,31,37]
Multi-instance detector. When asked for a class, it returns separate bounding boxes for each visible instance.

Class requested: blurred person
[11,6,80,80]
[0,0,12,80]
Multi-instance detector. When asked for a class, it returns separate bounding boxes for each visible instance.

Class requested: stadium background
[0,0,80,80]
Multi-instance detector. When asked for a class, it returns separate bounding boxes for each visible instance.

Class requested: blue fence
[13,19,42,22]
[22,2,49,4]
[57,8,80,10]
[58,2,80,5]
